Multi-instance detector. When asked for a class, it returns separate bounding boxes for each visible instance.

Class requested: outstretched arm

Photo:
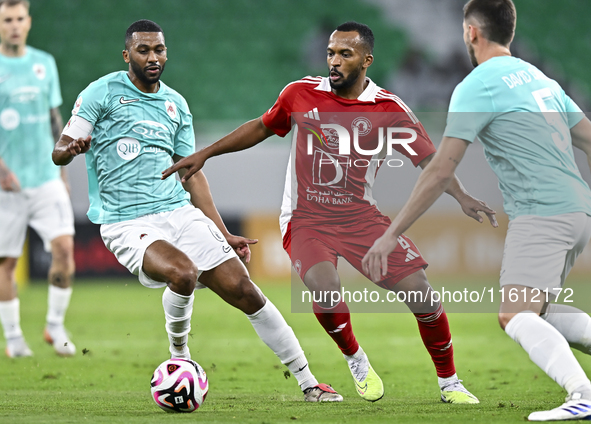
[362,137,472,282]
[571,116,591,174]
[162,116,275,182]
[178,161,257,263]
[418,154,497,226]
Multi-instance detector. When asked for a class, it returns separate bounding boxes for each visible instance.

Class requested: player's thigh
[289,225,339,288]
[143,239,198,294]
[500,213,586,292]
[339,216,428,290]
[27,179,75,253]
[100,216,173,289]
[173,206,238,277]
[0,189,28,258]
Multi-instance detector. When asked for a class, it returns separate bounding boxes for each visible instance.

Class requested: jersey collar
[315,77,379,102]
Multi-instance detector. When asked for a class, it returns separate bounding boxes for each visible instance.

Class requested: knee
[51,236,75,270]
[498,312,515,331]
[168,263,198,295]
[0,257,18,279]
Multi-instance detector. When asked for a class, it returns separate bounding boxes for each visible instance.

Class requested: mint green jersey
[444,56,591,220]
[71,71,194,224]
[0,47,62,189]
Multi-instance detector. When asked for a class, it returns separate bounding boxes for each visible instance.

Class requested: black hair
[463,0,516,46]
[335,21,374,54]
[125,19,163,49]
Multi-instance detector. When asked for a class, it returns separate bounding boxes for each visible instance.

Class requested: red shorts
[283,213,428,290]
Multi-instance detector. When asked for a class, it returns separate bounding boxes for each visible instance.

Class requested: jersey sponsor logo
[351,117,372,136]
[397,236,420,262]
[72,97,83,115]
[119,97,140,104]
[312,149,349,188]
[116,137,141,160]
[131,120,169,140]
[165,100,177,119]
[32,63,46,80]
[0,108,20,131]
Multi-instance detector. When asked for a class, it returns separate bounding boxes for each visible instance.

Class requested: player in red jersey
[163,21,496,403]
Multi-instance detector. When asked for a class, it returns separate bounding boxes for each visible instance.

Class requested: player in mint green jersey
[0,0,76,358]
[52,20,342,402]
[364,0,591,420]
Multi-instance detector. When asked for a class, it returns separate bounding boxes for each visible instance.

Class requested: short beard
[467,44,478,68]
[129,58,165,85]
[329,63,363,90]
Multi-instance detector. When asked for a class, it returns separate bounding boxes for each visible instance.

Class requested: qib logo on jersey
[117,137,141,160]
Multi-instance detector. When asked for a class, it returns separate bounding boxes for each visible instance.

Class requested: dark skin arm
[174,156,257,263]
[162,116,275,182]
[571,116,591,174]
[50,107,71,189]
[418,153,497,226]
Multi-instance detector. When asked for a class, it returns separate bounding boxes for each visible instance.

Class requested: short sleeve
[47,55,62,109]
[561,91,585,128]
[444,77,495,143]
[174,97,195,157]
[385,103,436,167]
[71,81,106,126]
[262,83,296,137]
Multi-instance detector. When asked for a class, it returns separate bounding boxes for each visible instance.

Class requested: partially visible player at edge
[363,0,591,421]
[52,20,342,402]
[163,21,497,404]
[0,0,76,357]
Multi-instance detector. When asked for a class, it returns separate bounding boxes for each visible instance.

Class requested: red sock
[313,301,359,356]
[414,304,456,378]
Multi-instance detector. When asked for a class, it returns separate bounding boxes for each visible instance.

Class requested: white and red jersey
[262,76,436,237]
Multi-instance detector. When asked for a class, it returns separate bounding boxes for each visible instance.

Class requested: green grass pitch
[1,278,589,423]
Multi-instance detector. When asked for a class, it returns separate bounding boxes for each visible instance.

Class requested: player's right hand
[162,151,206,182]
[0,170,20,192]
[67,135,92,157]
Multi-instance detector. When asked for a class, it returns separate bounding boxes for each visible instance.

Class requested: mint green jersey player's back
[0,46,62,189]
[444,56,591,220]
[70,71,194,224]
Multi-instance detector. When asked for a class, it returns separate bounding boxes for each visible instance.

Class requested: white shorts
[0,178,75,257]
[500,212,591,290]
[99,205,237,289]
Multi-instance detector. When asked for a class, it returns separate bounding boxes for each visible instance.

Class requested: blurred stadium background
[16,0,591,284]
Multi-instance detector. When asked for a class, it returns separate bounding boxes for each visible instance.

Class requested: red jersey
[262,76,436,236]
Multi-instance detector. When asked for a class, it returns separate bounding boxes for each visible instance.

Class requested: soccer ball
[150,358,208,413]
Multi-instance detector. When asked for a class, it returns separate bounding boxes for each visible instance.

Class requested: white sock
[438,373,459,389]
[542,304,591,354]
[162,287,194,358]
[505,311,591,396]
[0,298,23,339]
[343,345,364,363]
[46,285,72,326]
[246,299,317,390]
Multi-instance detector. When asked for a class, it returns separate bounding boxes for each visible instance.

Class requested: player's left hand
[458,194,498,227]
[362,234,398,283]
[225,234,258,264]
